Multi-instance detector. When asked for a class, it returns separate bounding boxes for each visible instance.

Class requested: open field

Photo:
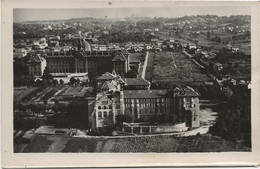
[151,52,211,86]
[15,134,250,152]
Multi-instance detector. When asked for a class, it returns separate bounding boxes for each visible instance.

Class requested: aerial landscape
[13,8,251,152]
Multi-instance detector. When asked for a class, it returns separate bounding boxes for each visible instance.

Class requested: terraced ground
[14,87,39,102]
[16,134,250,153]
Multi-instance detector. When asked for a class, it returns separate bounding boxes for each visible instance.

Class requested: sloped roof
[164,86,199,97]
[27,54,45,63]
[112,52,126,61]
[101,81,115,90]
[97,72,116,80]
[123,90,168,99]
[175,86,199,97]
[125,77,150,86]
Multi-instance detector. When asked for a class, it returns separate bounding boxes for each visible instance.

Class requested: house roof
[125,77,150,86]
[97,72,116,80]
[101,81,115,90]
[112,52,126,61]
[170,86,199,97]
[27,54,46,63]
[123,90,168,99]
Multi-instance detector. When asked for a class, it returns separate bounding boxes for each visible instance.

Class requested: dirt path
[141,51,149,79]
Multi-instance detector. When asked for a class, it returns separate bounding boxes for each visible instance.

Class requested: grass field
[15,134,250,153]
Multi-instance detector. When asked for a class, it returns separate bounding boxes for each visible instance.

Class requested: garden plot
[152,52,211,85]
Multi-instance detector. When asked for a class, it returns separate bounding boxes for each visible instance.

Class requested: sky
[13,7,251,22]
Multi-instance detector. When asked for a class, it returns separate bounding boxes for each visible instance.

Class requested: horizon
[14,7,250,23]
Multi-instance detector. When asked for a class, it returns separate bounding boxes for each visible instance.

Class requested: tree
[76,78,80,84]
[115,113,134,126]
[125,69,138,78]
[70,77,77,85]
[42,66,53,81]
[59,79,64,84]
[207,31,211,39]
[52,79,58,86]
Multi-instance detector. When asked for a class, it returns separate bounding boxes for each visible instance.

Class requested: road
[141,51,149,79]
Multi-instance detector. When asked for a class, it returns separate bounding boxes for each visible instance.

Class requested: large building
[90,73,200,131]
[43,36,129,78]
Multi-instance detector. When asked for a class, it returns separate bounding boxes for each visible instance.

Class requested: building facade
[27,54,47,76]
[91,73,200,131]
[29,36,129,79]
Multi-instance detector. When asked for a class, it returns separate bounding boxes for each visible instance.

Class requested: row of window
[97,111,113,118]
[98,105,112,109]
[50,68,87,73]
[125,98,168,103]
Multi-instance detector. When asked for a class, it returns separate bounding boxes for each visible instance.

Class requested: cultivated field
[14,87,39,102]
[151,52,211,86]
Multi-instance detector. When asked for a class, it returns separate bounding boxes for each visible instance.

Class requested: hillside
[15,134,250,153]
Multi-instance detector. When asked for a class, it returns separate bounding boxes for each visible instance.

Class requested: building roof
[97,72,117,80]
[125,77,150,86]
[170,86,199,97]
[123,90,168,99]
[112,52,126,61]
[27,54,46,63]
[101,81,115,90]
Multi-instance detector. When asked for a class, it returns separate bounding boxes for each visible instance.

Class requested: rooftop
[125,77,150,86]
[101,81,116,91]
[97,72,117,80]
[27,54,46,63]
[123,90,168,99]
[112,52,126,61]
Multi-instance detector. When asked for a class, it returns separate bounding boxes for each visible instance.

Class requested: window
[98,106,101,109]
[103,106,107,109]
[98,112,102,118]
[109,105,112,109]
[104,111,107,117]
[109,111,113,117]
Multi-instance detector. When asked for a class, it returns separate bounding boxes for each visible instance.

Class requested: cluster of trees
[209,85,251,147]
[14,99,89,130]
[49,99,89,129]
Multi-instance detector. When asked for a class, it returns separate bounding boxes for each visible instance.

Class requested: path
[141,51,149,79]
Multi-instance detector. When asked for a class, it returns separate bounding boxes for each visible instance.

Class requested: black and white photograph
[12,6,252,153]
[2,0,260,167]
